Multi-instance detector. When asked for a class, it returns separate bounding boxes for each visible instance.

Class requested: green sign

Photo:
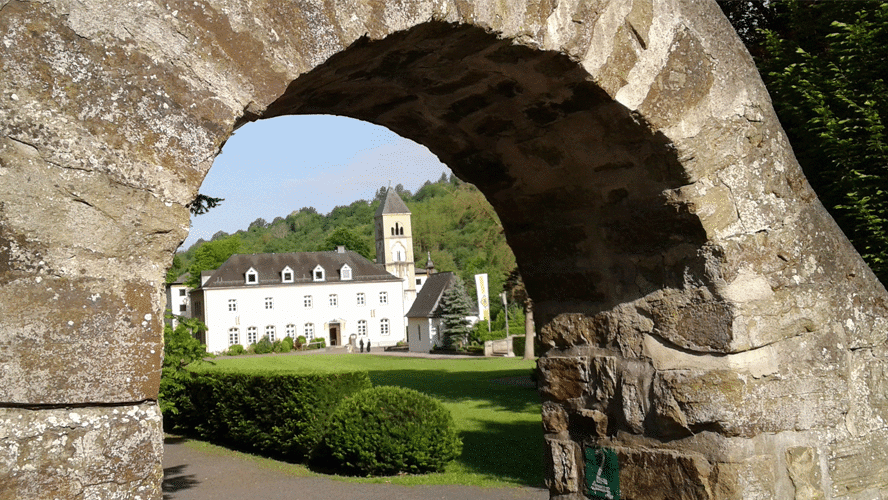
[585,446,620,500]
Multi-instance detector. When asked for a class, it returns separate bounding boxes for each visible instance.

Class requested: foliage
[207,354,542,487]
[185,236,241,288]
[318,386,462,476]
[278,336,294,353]
[472,307,525,343]
[224,344,245,356]
[254,335,274,354]
[187,193,224,216]
[172,177,515,299]
[322,227,372,259]
[180,370,373,461]
[718,1,888,283]
[756,1,888,283]
[159,317,209,430]
[435,276,474,348]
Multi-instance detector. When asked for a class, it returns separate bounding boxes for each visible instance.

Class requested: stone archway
[2,0,887,498]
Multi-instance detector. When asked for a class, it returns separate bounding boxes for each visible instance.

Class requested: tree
[322,227,372,259]
[755,1,888,283]
[435,276,474,348]
[185,236,241,287]
[248,217,268,231]
[186,193,224,216]
[505,267,535,359]
[159,316,208,429]
[165,254,186,284]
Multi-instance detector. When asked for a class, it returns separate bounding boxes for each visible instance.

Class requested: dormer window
[245,267,258,285]
[313,265,325,282]
[340,264,352,281]
[281,266,294,283]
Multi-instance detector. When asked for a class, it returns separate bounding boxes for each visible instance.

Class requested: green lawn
[197,354,544,488]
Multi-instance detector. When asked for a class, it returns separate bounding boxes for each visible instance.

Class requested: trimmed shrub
[279,336,293,353]
[307,338,326,350]
[181,370,372,461]
[254,335,274,354]
[225,344,245,356]
[296,335,307,349]
[319,386,462,476]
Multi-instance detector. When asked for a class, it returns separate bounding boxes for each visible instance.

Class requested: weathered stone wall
[1,0,886,498]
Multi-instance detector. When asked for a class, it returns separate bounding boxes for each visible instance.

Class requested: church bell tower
[375,188,417,309]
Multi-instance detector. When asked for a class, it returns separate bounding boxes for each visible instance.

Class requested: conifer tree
[436,276,474,348]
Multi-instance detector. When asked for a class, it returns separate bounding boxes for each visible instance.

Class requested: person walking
[359,338,365,353]
[366,339,371,352]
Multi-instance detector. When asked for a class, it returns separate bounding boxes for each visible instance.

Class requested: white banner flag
[474,273,491,326]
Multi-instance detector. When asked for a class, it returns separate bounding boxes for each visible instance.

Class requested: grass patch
[198,354,543,488]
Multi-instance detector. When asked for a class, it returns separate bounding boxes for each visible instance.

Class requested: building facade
[192,248,406,353]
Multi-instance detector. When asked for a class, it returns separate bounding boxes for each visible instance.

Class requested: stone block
[613,446,713,500]
[786,447,825,500]
[0,404,163,500]
[538,356,590,402]
[546,438,579,494]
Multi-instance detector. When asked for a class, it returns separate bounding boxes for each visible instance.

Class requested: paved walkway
[163,437,549,500]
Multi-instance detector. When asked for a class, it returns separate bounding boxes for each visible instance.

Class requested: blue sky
[181,115,451,250]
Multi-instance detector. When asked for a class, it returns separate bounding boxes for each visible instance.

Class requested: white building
[164,273,191,329]
[192,247,407,353]
[184,188,423,353]
[405,271,455,352]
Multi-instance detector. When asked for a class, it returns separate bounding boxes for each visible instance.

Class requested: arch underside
[2,1,888,498]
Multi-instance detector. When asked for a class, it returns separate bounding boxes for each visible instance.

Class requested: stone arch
[2,1,887,498]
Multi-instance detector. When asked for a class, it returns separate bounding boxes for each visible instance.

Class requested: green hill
[168,176,516,303]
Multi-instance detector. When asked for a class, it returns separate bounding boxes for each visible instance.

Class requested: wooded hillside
[168,175,516,303]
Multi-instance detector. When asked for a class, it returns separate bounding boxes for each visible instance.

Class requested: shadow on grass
[458,419,546,486]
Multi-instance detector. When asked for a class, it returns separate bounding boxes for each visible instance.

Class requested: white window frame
[379,291,388,305]
[380,318,390,336]
[305,323,315,339]
[281,266,294,283]
[313,265,325,282]
[228,327,239,346]
[340,264,352,281]
[228,299,237,312]
[247,326,258,345]
[265,297,274,310]
[329,294,338,307]
[357,293,365,306]
[266,325,276,342]
[179,288,187,296]
[304,295,313,308]
[286,324,296,338]
[358,320,367,336]
[245,267,259,285]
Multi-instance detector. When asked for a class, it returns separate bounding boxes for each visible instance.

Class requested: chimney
[337,245,346,253]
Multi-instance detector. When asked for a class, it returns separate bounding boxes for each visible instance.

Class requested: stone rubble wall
[1,0,886,498]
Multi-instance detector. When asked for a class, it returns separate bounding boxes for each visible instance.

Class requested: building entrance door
[329,324,341,346]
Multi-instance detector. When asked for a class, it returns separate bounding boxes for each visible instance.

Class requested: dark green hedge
[179,370,372,461]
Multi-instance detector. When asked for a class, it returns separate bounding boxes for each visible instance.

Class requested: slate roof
[374,187,411,217]
[199,250,399,289]
[405,272,455,318]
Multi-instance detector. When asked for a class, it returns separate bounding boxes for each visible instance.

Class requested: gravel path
[163,437,550,500]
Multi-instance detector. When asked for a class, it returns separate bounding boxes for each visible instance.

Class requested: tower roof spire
[375,186,411,216]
